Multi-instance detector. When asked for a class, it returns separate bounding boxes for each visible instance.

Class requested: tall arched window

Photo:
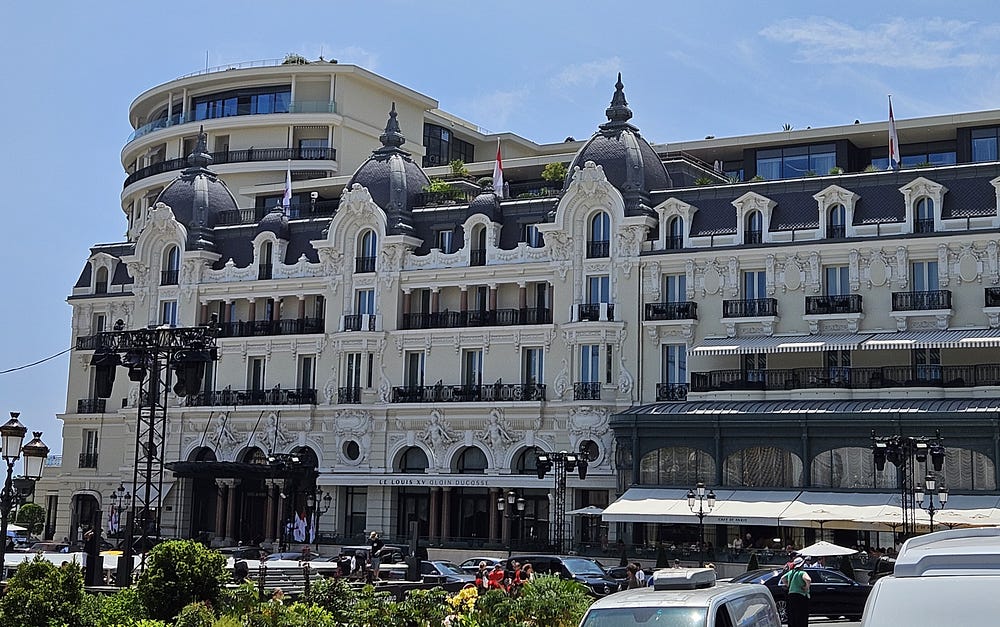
[514,448,539,475]
[470,226,487,266]
[94,266,108,294]
[745,211,763,244]
[161,245,180,285]
[828,205,846,239]
[915,198,935,233]
[356,230,377,273]
[398,447,429,474]
[724,446,803,487]
[666,216,684,250]
[639,446,715,486]
[454,447,488,474]
[258,242,273,280]
[810,446,895,489]
[587,212,611,258]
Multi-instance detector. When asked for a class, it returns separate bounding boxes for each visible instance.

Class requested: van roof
[587,582,767,611]
[894,527,1000,577]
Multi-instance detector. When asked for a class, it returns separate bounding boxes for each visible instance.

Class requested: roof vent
[652,567,716,590]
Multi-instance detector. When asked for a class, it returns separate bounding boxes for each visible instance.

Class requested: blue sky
[1,0,998,453]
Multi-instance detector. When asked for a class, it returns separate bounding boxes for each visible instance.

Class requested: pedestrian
[487,563,507,591]
[368,531,384,580]
[520,562,534,581]
[672,558,681,569]
[633,562,646,586]
[626,563,640,589]
[475,561,489,592]
[779,556,811,627]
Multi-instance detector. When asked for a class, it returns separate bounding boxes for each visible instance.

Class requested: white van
[861,527,1000,626]
[579,568,781,627]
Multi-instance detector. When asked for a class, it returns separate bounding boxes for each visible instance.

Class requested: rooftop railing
[390,383,546,403]
[128,101,338,144]
[691,364,1000,392]
[125,146,337,187]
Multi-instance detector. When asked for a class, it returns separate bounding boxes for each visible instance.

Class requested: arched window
[258,242,273,280]
[94,266,108,294]
[587,212,611,258]
[398,447,429,474]
[293,446,319,468]
[161,246,180,285]
[810,446,895,489]
[745,211,763,244]
[828,205,846,239]
[242,447,268,465]
[666,216,684,250]
[940,447,996,491]
[915,198,935,233]
[356,230,377,273]
[189,446,217,462]
[454,447,488,474]
[639,446,715,486]
[470,226,487,266]
[514,448,539,475]
[723,446,803,487]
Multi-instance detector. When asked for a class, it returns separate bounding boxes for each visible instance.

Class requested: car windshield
[562,557,607,576]
[436,562,464,575]
[580,607,707,626]
[729,569,780,584]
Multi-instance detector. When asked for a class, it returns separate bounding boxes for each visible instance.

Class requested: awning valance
[690,334,870,356]
[862,328,1000,350]
[602,488,800,526]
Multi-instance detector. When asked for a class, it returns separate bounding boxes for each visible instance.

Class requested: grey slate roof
[619,397,1000,416]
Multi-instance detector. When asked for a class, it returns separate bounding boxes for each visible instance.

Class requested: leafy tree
[93,587,146,627]
[135,540,229,621]
[304,577,358,623]
[542,161,568,183]
[423,179,454,193]
[15,502,45,534]
[516,575,592,627]
[175,601,216,627]
[0,556,88,627]
[397,587,450,626]
[449,160,470,177]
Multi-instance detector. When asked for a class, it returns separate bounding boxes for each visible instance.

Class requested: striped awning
[689,334,870,356]
[861,328,1000,350]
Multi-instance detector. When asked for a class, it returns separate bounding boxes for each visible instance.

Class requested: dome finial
[379,102,406,149]
[604,72,633,126]
[187,126,213,168]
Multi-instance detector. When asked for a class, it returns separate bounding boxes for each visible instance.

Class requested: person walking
[368,531,384,580]
[779,557,811,627]
[625,563,640,589]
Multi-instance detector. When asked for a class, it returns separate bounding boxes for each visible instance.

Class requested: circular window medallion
[580,439,600,462]
[342,440,361,462]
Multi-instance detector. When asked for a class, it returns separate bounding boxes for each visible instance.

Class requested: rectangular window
[475,286,488,311]
[522,224,543,248]
[663,274,686,303]
[912,347,942,382]
[404,352,425,387]
[911,261,939,292]
[346,353,363,388]
[314,295,325,320]
[587,275,610,303]
[580,345,600,383]
[84,429,99,456]
[437,230,454,253]
[202,360,215,394]
[972,127,1000,162]
[356,289,375,315]
[247,357,265,391]
[755,144,836,179]
[344,487,368,537]
[297,355,315,390]
[419,289,431,314]
[606,344,613,384]
[824,266,850,296]
[743,271,766,299]
[92,313,106,334]
[661,344,687,384]
[160,301,178,326]
[462,350,483,387]
[534,283,548,308]
[367,353,374,388]
[523,348,544,385]
[743,353,766,382]
[263,298,275,321]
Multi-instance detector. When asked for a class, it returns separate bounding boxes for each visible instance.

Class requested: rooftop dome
[566,74,671,215]
[347,103,430,235]
[154,127,238,251]
[255,206,290,240]
[467,187,501,222]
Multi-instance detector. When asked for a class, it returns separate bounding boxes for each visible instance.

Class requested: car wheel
[775,599,787,624]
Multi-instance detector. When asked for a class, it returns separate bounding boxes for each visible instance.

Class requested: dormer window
[259,241,273,280]
[356,230,377,273]
[161,245,180,285]
[915,198,935,233]
[666,216,684,250]
[745,211,763,244]
[828,205,846,239]
[470,226,486,266]
[94,267,108,295]
[588,211,611,258]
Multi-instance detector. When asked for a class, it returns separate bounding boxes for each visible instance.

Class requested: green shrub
[176,601,216,627]
[516,575,592,627]
[423,179,454,193]
[213,617,243,627]
[282,53,308,65]
[15,501,46,534]
[0,556,88,627]
[93,587,146,627]
[694,176,714,185]
[449,159,470,176]
[542,161,568,183]
[217,581,260,617]
[305,577,358,623]
[135,540,229,621]
[829,166,844,175]
[398,587,450,626]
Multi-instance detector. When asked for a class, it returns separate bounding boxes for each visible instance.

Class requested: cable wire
[0,347,72,375]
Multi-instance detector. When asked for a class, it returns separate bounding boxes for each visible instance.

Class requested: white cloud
[550,57,623,90]
[761,17,995,70]
[459,89,529,133]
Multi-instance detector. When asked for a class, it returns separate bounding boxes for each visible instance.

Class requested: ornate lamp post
[914,474,948,532]
[497,490,526,558]
[687,482,715,567]
[0,412,50,570]
[108,483,131,548]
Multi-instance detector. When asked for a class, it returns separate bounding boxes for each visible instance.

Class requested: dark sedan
[729,567,871,622]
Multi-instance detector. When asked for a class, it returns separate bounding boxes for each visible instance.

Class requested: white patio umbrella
[796,540,858,557]
[566,506,605,516]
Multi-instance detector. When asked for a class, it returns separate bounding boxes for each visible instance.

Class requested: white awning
[779,492,896,530]
[601,488,692,524]
[855,495,1000,530]
[602,488,801,526]
[690,334,869,356]
[862,328,1000,350]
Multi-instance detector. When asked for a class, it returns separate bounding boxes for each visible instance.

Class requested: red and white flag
[492,139,504,198]
[282,159,292,210]
[888,96,900,170]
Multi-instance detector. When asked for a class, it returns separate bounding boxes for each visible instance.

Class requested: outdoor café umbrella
[566,506,605,516]
[796,540,858,557]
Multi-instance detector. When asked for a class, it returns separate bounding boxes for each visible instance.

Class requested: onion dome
[347,103,430,235]
[566,73,672,215]
[467,186,502,222]
[154,127,238,251]
[255,206,290,240]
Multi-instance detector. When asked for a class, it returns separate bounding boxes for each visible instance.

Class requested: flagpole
[888,95,900,171]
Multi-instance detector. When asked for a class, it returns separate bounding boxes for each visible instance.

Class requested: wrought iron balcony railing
[399,308,552,330]
[160,269,179,285]
[914,218,935,233]
[891,290,952,311]
[664,235,684,250]
[124,146,338,188]
[722,298,778,318]
[470,249,486,266]
[573,382,601,401]
[355,256,376,273]
[690,364,1000,392]
[656,383,689,401]
[745,230,763,244]
[390,383,546,403]
[577,303,615,322]
[185,387,317,407]
[215,318,324,338]
[586,241,610,258]
[258,264,273,280]
[644,302,698,321]
[827,225,846,239]
[805,294,863,315]
[342,314,377,332]
[79,452,99,468]
[338,386,362,404]
[77,398,107,414]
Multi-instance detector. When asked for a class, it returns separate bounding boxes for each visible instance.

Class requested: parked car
[507,554,620,597]
[862,527,1000,626]
[730,566,871,622]
[420,560,476,584]
[266,550,321,562]
[458,556,503,575]
[217,546,268,561]
[26,542,70,553]
[579,567,781,627]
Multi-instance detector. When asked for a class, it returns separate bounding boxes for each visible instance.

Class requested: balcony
[127,101,338,144]
[723,298,778,318]
[124,146,338,188]
[79,452,99,468]
[77,398,107,414]
[644,302,698,321]
[827,225,846,239]
[215,199,339,227]
[914,218,935,233]
[656,383,689,402]
[690,364,1000,392]
[160,269,179,285]
[258,264,273,280]
[338,387,362,404]
[412,190,479,208]
[573,382,601,400]
[342,314,378,332]
[399,308,552,330]
[185,387,317,407]
[390,383,546,403]
[664,235,684,250]
[216,318,324,338]
[76,334,112,351]
[805,294,863,315]
[355,256,376,273]
[575,303,615,322]
[986,288,1000,308]
[892,290,952,311]
[745,230,762,244]
[470,249,486,266]
[587,241,610,258]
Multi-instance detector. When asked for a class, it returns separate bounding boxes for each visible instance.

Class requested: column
[214,480,228,545]
[225,479,241,545]
[488,284,498,311]
[488,488,500,543]
[264,480,278,545]
[459,287,468,313]
[430,288,440,314]
[429,488,440,542]
[297,295,306,320]
[440,488,452,540]
[518,283,528,310]
[248,298,257,322]
[200,303,209,325]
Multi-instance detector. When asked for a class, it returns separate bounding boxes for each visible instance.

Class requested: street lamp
[914,474,948,532]
[0,412,50,568]
[687,482,715,567]
[108,483,131,547]
[497,489,526,558]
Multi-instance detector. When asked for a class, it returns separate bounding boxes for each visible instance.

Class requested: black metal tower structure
[872,430,945,538]
[90,321,218,580]
[536,450,588,554]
